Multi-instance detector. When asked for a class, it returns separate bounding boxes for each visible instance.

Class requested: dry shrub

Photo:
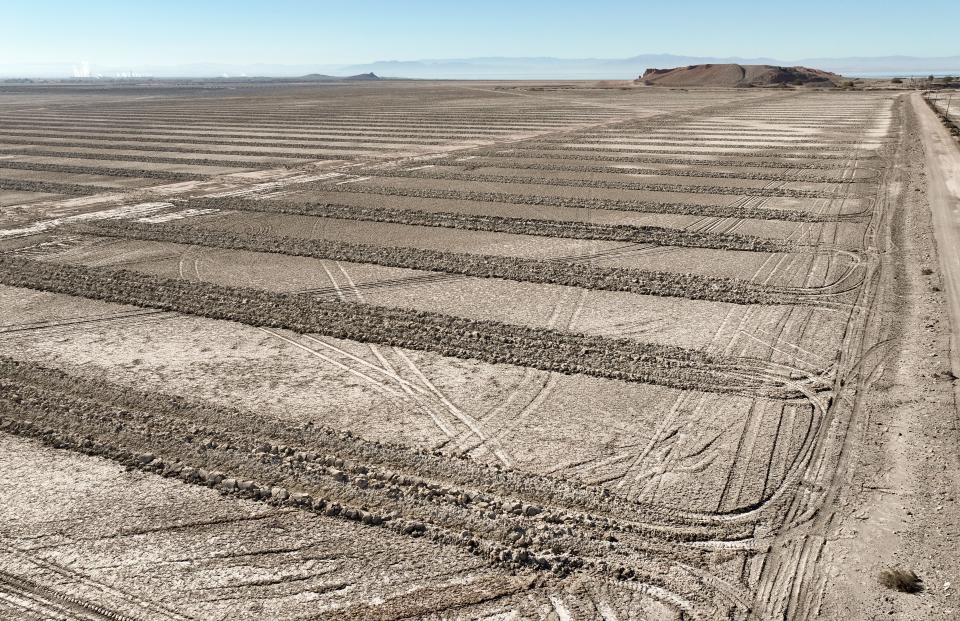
[879,567,923,593]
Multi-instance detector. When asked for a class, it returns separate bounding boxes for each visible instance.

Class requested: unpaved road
[915,92,960,373]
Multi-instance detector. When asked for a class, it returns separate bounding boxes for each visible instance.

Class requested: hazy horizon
[2,0,959,78]
[4,54,960,81]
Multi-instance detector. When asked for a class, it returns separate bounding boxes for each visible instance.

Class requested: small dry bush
[879,567,923,593]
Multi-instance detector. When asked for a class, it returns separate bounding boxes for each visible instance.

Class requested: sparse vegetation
[879,568,923,593]
[923,94,960,138]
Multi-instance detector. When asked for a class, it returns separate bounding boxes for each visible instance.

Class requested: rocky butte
[639,63,841,86]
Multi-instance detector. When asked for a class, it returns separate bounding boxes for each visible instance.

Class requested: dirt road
[914,92,960,373]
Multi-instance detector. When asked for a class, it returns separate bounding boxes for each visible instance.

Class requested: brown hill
[639,64,840,87]
[301,72,381,81]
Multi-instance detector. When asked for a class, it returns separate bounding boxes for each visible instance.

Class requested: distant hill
[301,72,380,81]
[639,64,841,87]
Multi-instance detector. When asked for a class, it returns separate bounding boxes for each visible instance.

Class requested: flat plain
[1,80,958,620]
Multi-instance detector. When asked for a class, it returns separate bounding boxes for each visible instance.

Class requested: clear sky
[2,0,958,67]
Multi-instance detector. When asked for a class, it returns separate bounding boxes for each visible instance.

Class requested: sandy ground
[915,93,960,374]
[815,95,960,619]
[0,81,954,619]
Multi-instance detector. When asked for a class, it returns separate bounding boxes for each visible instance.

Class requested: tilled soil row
[302,183,853,222]
[523,140,865,152]
[538,92,782,134]
[0,117,577,135]
[0,147,305,167]
[0,356,743,531]
[717,117,875,123]
[0,128,463,148]
[187,197,792,251]
[0,178,114,196]
[5,112,607,127]
[448,159,867,184]
[369,169,844,199]
[672,123,873,133]
[0,160,206,181]
[0,132,399,152]
[539,137,876,146]
[0,360,750,616]
[515,146,864,160]
[0,124,486,145]
[0,116,531,137]
[72,220,796,305]
[0,139,359,159]
[595,130,865,139]
[462,150,871,170]
[623,119,876,130]
[139,108,606,116]
[0,255,794,398]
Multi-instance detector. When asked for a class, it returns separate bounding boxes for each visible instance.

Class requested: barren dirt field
[2,81,959,620]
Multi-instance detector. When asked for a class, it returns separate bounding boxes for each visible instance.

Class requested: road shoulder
[818,93,960,619]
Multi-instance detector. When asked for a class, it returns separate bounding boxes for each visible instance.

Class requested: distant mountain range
[3,55,960,80]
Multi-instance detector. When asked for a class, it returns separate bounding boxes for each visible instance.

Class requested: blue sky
[1,0,957,67]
